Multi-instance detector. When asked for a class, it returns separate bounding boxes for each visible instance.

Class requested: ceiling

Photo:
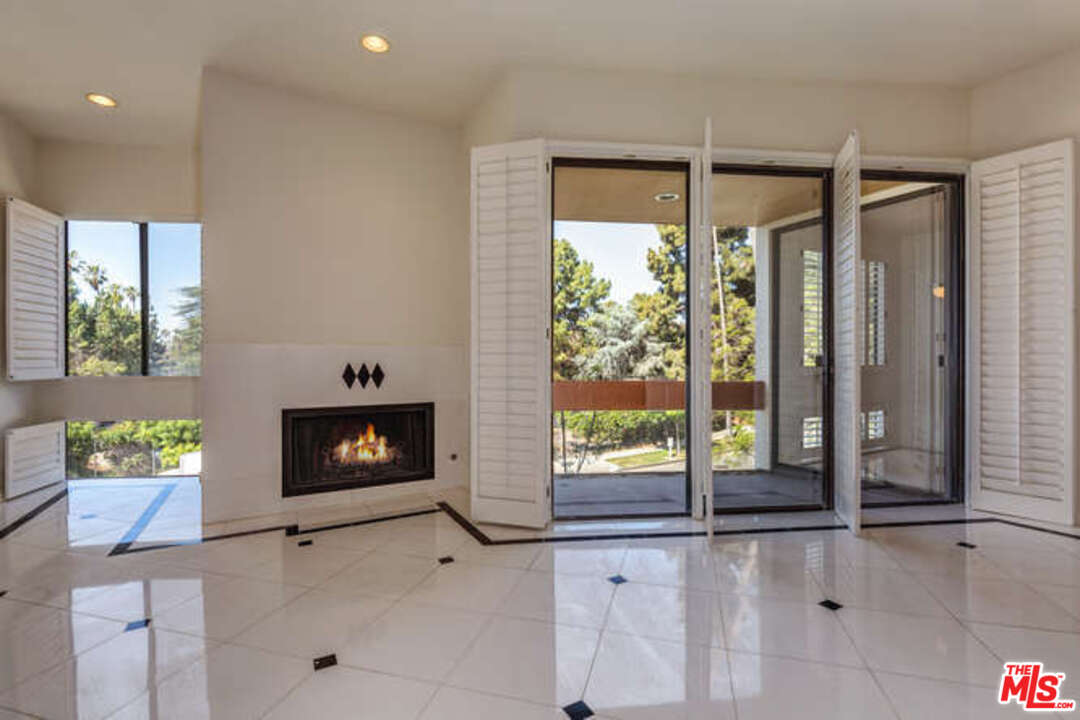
[554,166,910,226]
[4,0,1080,145]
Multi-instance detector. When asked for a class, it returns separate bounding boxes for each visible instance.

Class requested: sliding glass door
[709,168,830,511]
[550,159,690,518]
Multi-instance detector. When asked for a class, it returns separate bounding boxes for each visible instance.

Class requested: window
[67,221,201,376]
[863,259,885,366]
[66,420,202,478]
[802,416,823,449]
[802,249,823,367]
[867,409,885,440]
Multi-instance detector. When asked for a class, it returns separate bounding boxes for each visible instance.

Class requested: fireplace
[282,403,434,497]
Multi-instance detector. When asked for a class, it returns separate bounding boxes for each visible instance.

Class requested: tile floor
[0,480,1077,718]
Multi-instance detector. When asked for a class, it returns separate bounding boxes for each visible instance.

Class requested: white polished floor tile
[838,607,1003,686]
[232,589,394,658]
[152,576,305,640]
[873,538,1009,578]
[620,545,716,590]
[876,672,1041,719]
[712,553,824,602]
[0,627,214,720]
[604,582,717,645]
[530,542,628,577]
[719,594,864,666]
[584,632,736,720]
[0,600,125,692]
[812,564,950,617]
[977,545,1080,588]
[106,643,310,720]
[1034,582,1080,617]
[419,686,581,720]
[727,651,896,720]
[68,570,231,622]
[263,665,437,720]
[402,561,523,613]
[496,571,614,629]
[234,542,370,587]
[452,542,542,570]
[967,621,1080,674]
[917,572,1080,632]
[337,601,489,681]
[447,616,599,706]
[318,550,436,599]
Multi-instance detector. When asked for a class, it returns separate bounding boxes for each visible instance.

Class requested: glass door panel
[858,179,961,505]
[551,160,690,518]
[710,170,828,511]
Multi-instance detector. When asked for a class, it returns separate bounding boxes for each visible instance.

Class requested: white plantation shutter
[470,140,551,528]
[833,131,862,534]
[971,139,1075,524]
[5,198,65,381]
[4,422,64,499]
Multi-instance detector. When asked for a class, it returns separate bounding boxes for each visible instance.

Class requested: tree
[67,252,143,376]
[155,285,202,375]
[712,226,757,436]
[552,238,610,381]
[632,224,688,379]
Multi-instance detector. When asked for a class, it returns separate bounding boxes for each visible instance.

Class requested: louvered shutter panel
[833,131,862,534]
[971,139,1075,524]
[4,422,65,499]
[5,198,65,381]
[470,140,551,529]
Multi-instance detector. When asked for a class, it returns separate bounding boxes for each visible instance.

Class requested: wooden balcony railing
[552,380,767,411]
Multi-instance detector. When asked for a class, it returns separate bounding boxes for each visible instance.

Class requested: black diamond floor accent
[438,556,454,564]
[371,363,385,388]
[357,363,371,388]
[125,619,151,632]
[956,541,977,549]
[342,363,356,389]
[298,539,313,547]
[0,590,7,598]
[607,575,627,585]
[818,599,843,611]
[562,701,594,719]
[313,653,337,671]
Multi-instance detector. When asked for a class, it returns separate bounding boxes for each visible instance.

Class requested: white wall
[466,67,971,157]
[199,70,468,523]
[29,139,201,423]
[0,112,38,491]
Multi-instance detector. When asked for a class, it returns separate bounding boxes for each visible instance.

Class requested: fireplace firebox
[282,403,434,497]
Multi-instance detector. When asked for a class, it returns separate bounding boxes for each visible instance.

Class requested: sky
[554,221,665,303]
[68,221,201,332]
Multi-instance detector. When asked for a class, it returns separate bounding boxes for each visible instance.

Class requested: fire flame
[333,423,392,465]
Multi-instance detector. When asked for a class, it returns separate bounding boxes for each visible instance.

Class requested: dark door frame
[549,157,694,520]
[710,164,834,514]
[859,169,966,507]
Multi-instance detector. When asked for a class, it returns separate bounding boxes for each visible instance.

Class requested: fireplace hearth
[282,403,434,497]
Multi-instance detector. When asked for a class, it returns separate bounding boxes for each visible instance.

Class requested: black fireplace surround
[282,403,434,497]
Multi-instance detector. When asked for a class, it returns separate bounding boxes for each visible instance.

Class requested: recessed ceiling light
[360,34,391,53]
[85,93,117,108]
[654,192,680,203]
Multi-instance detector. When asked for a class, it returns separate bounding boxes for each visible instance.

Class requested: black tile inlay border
[0,487,68,540]
[563,700,594,719]
[33,491,1077,560]
[313,654,337,671]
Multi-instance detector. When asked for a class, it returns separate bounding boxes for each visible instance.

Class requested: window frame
[65,219,202,378]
